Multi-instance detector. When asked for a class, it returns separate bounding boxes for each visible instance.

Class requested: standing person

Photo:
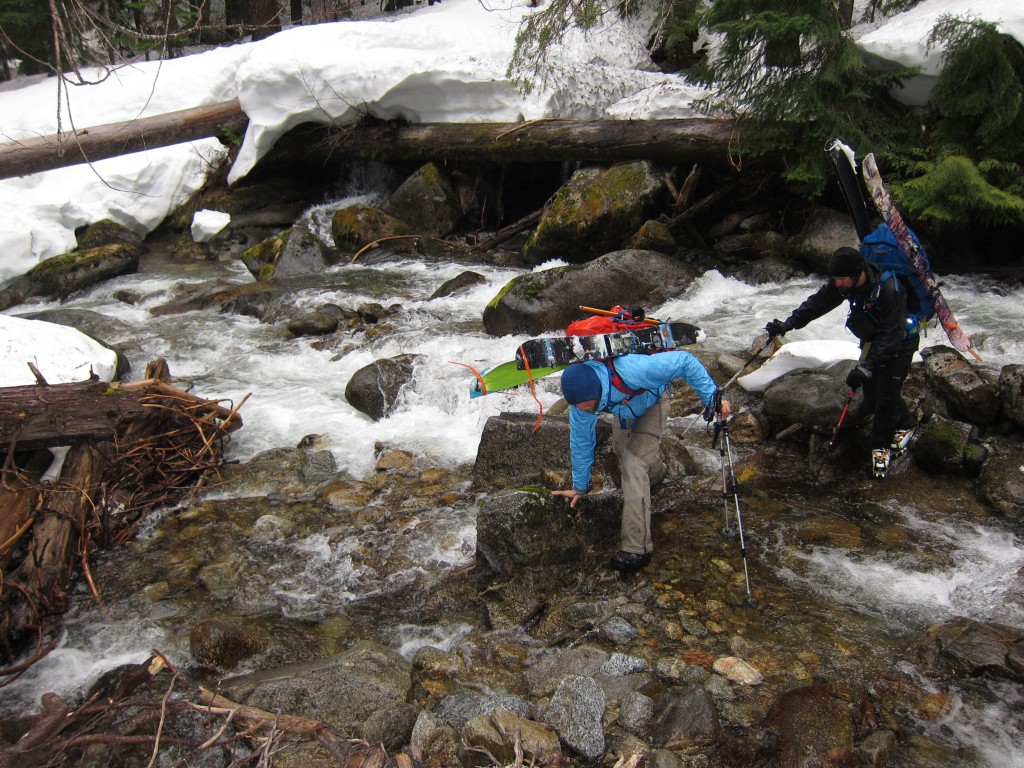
[765,246,918,478]
[552,352,730,573]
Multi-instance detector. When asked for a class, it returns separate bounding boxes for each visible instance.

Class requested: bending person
[553,352,730,573]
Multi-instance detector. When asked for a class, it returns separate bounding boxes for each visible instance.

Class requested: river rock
[542,674,606,759]
[460,709,563,768]
[429,270,486,299]
[474,488,620,628]
[977,442,1024,518]
[190,618,268,670]
[765,685,855,768]
[382,162,462,237]
[240,225,337,280]
[0,241,143,311]
[787,205,860,273]
[523,161,667,264]
[650,684,721,750]
[920,345,1001,426]
[911,414,976,473]
[409,710,461,768]
[524,646,610,699]
[712,656,765,685]
[794,515,864,550]
[999,364,1024,428]
[76,219,145,250]
[912,615,1024,681]
[482,248,700,336]
[762,362,868,434]
[344,353,422,420]
[219,641,413,738]
[331,204,413,250]
[287,303,345,336]
[435,689,531,729]
[628,218,676,253]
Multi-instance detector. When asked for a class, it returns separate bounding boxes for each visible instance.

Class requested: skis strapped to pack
[860,222,936,335]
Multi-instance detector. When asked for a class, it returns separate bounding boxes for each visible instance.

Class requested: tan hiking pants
[611,395,668,555]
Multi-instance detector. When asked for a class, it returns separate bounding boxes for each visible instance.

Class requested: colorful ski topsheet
[861,152,982,361]
[515,321,702,370]
[825,139,872,240]
[468,360,566,399]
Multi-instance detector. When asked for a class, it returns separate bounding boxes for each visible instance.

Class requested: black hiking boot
[609,551,652,573]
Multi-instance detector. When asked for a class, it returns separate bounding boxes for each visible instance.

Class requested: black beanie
[828,247,865,278]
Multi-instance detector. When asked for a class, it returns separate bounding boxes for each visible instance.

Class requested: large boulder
[382,162,462,237]
[345,354,422,420]
[240,225,338,280]
[920,346,1001,426]
[331,204,413,251]
[911,414,977,474]
[482,249,700,336]
[523,161,667,264]
[977,441,1024,519]
[999,364,1024,429]
[0,242,143,311]
[474,488,620,628]
[762,362,868,435]
[787,206,860,273]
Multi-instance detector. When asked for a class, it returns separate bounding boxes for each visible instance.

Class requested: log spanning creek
[1,197,1022,766]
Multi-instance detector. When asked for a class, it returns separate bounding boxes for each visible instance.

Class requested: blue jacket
[567,352,718,493]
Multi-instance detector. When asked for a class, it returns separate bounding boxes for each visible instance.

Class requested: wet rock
[712,656,765,686]
[149,277,284,318]
[794,515,864,550]
[912,414,975,473]
[287,303,345,336]
[523,161,667,264]
[601,652,649,676]
[766,685,855,768]
[76,219,145,250]
[460,709,563,768]
[977,442,1024,519]
[474,488,619,628]
[240,225,338,280]
[920,346,1000,426]
[219,642,413,738]
[429,270,486,299]
[435,689,530,729]
[651,684,721,750]
[542,675,606,759]
[411,646,465,707]
[713,230,788,261]
[523,646,609,699]
[859,729,897,768]
[0,242,143,310]
[734,255,806,285]
[331,204,413,250]
[214,445,337,497]
[999,364,1024,429]
[382,162,462,237]
[190,618,268,670]
[911,615,1024,682]
[362,703,419,753]
[473,411,595,489]
[344,353,422,420]
[410,710,461,768]
[482,248,700,336]
[620,690,655,732]
[762,363,868,435]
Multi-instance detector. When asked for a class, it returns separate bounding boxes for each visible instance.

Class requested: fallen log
[0,99,248,181]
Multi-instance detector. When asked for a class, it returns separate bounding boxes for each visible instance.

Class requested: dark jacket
[786,262,911,369]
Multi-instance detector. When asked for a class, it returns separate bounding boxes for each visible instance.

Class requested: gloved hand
[845,364,872,391]
[702,388,724,422]
[765,318,792,338]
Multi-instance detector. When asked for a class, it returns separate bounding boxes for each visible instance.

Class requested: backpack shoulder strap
[606,359,646,403]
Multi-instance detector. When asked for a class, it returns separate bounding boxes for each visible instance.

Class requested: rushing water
[3,190,1023,765]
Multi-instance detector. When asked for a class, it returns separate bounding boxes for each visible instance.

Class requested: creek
[1,182,1023,766]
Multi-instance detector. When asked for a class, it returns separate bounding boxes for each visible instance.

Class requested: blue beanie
[561,363,601,404]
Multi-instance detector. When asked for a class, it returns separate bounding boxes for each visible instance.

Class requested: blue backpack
[859,223,936,333]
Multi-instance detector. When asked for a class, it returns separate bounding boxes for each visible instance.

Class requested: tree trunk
[0,100,248,181]
[291,0,303,23]
[249,0,282,40]
[0,107,745,182]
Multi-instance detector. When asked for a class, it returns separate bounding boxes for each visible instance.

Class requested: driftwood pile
[0,651,427,768]
[0,359,244,675]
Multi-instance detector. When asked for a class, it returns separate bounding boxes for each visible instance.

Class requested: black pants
[863,337,919,450]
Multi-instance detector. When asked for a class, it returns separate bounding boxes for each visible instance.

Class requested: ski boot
[890,427,915,453]
[871,448,891,479]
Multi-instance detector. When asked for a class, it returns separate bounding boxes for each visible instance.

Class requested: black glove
[765,318,792,338]
[845,364,872,391]
[702,388,724,422]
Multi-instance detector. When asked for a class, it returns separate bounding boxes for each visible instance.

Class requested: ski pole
[811,390,855,486]
[712,415,757,608]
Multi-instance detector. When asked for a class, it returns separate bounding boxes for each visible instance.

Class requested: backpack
[859,223,936,332]
[565,306,653,402]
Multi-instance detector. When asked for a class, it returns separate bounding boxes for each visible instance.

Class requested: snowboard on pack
[861,152,982,361]
[467,359,566,399]
[515,321,703,371]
